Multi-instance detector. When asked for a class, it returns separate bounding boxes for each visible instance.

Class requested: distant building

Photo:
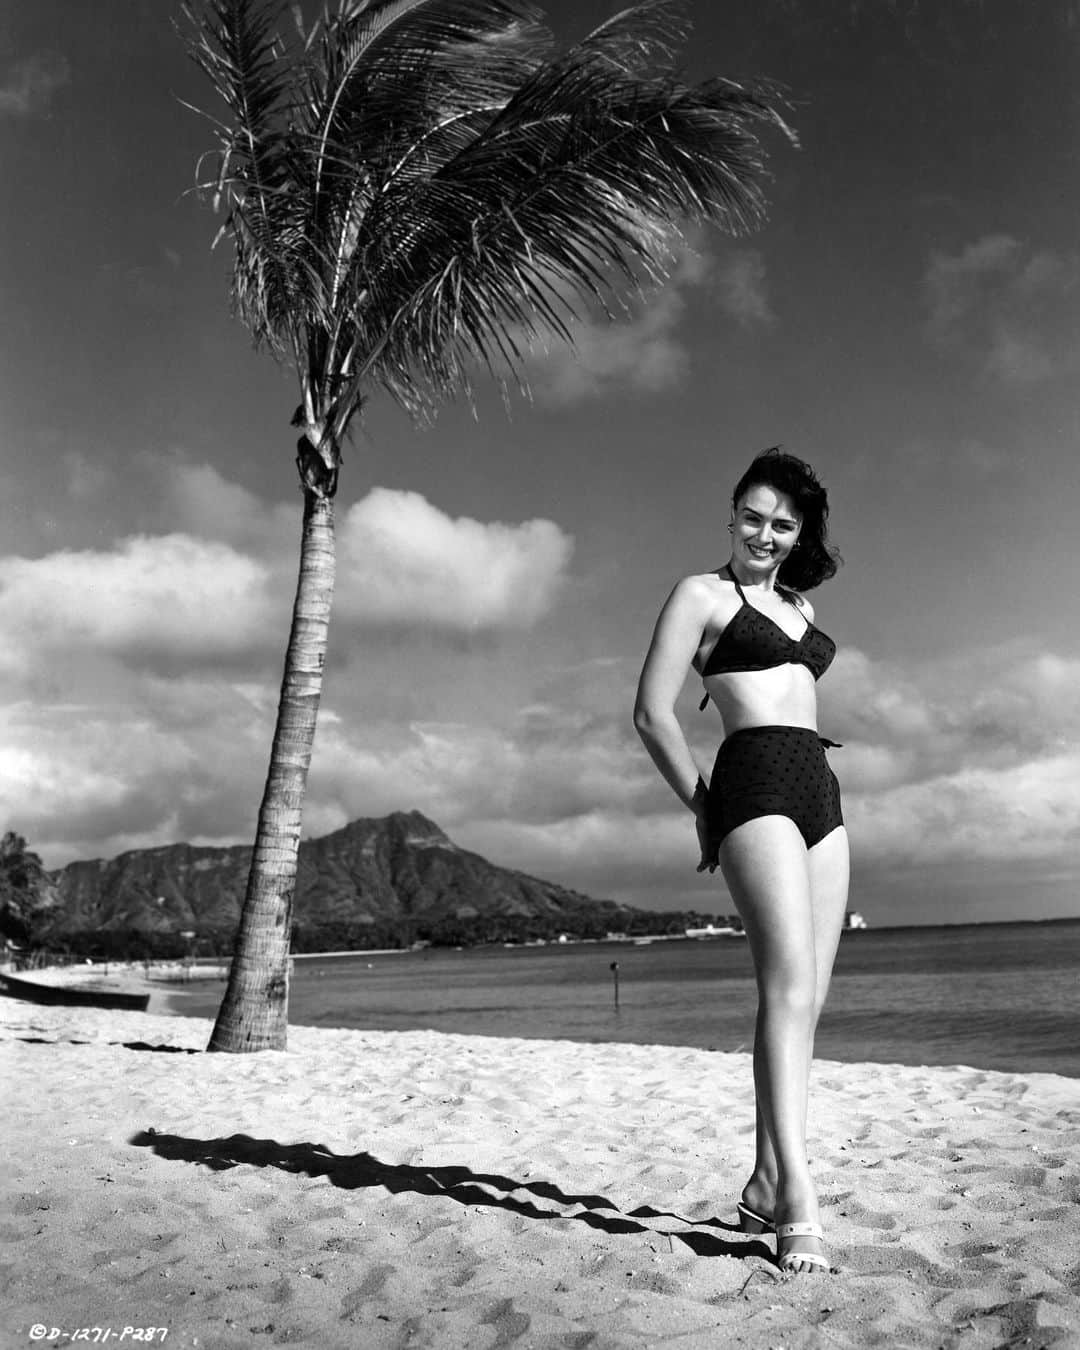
[685,923,744,939]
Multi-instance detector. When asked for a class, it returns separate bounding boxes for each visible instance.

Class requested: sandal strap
[737,1202,774,1226]
[779,1251,830,1270]
[776,1222,824,1240]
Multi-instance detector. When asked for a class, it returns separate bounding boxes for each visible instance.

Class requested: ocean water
[169,920,1080,1078]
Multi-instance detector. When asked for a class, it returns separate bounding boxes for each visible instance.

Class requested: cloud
[457,809,696,906]
[291,696,655,851]
[848,433,1014,486]
[290,702,694,906]
[0,465,573,680]
[804,645,1080,896]
[528,289,689,405]
[337,489,573,630]
[526,244,712,405]
[713,248,775,327]
[62,452,112,501]
[0,535,276,673]
[924,234,1080,382]
[925,234,1019,329]
[0,685,272,864]
[156,459,295,552]
[0,462,577,862]
[524,240,777,404]
[156,461,574,634]
[844,752,1080,868]
[0,52,70,117]
[820,646,1080,782]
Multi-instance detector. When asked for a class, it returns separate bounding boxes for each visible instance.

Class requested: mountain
[43,811,682,952]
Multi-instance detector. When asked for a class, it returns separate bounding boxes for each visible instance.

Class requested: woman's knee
[758,972,817,1020]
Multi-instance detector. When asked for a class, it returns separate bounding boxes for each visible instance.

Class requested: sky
[2,0,1079,927]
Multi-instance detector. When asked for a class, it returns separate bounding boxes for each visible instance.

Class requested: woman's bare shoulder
[668,570,737,609]
[662,571,742,631]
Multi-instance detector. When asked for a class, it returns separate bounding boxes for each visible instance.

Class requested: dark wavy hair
[731,447,842,592]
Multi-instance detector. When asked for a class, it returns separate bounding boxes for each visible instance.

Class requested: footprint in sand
[835,1199,898,1231]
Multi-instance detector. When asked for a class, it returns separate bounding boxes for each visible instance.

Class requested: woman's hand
[695,805,719,874]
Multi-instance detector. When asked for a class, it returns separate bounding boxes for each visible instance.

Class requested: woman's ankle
[773,1175,819,1223]
[742,1169,777,1212]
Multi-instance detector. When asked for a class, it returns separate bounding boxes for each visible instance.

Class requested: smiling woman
[633,448,846,1276]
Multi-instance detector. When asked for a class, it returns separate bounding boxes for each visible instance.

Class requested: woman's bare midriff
[702,663,819,737]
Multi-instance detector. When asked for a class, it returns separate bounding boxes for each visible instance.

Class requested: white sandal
[776,1221,829,1273]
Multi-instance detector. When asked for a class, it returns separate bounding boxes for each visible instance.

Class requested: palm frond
[299,0,548,200]
[183,0,326,353]
[330,25,793,420]
[280,0,558,417]
[571,0,689,76]
[184,0,794,432]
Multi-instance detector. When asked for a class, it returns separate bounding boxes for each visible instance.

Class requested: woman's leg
[738,824,851,1225]
[807,825,850,1049]
[720,815,824,1270]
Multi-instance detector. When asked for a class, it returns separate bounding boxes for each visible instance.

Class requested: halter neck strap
[726,562,799,610]
[724,563,747,600]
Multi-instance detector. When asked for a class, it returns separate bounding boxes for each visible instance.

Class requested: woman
[633,448,847,1276]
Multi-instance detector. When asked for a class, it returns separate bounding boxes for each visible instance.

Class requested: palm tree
[0,831,50,945]
[182,0,794,1052]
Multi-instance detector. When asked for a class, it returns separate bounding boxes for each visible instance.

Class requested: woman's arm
[633,576,714,811]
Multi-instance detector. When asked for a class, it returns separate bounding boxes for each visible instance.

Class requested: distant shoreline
[290,946,413,959]
[6,914,1078,986]
[836,914,1080,935]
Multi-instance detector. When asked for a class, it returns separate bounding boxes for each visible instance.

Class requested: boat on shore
[0,969,150,1012]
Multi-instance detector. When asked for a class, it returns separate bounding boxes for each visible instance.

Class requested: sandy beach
[2,1000,1079,1350]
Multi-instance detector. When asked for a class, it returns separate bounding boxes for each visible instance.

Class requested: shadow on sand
[129,1128,774,1260]
[12,1035,199,1053]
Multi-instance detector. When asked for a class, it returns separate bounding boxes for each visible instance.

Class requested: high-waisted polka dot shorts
[705,726,843,851]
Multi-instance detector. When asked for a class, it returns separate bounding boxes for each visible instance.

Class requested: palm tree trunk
[208,487,336,1052]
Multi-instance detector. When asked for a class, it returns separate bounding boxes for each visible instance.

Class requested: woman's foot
[776,1221,829,1274]
[774,1184,827,1274]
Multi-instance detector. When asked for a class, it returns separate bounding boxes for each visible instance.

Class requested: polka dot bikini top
[696,566,836,710]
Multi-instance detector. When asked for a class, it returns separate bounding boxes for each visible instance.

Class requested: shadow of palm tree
[129,1129,771,1260]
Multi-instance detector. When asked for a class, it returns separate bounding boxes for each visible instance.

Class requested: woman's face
[731,483,802,575]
